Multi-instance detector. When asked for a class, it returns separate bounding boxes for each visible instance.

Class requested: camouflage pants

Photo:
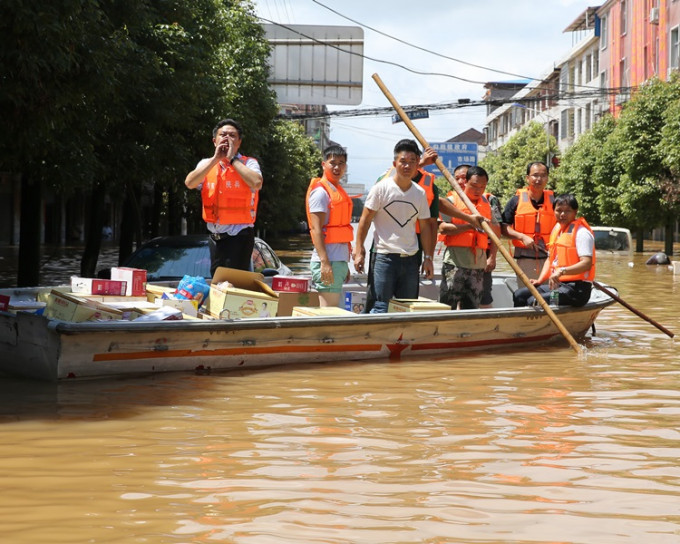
[439,262,485,310]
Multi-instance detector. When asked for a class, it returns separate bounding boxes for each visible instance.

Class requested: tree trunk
[635,229,645,253]
[118,182,143,265]
[17,174,42,287]
[665,220,674,256]
[168,186,182,236]
[80,183,106,277]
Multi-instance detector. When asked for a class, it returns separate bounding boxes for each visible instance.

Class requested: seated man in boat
[306,144,354,307]
[438,166,500,310]
[353,139,434,313]
[513,193,596,308]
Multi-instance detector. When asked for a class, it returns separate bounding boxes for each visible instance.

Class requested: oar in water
[592,281,674,338]
[371,72,583,355]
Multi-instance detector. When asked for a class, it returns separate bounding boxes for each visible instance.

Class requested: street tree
[481,121,558,202]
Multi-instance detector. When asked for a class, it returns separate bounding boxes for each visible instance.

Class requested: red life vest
[548,217,596,281]
[305,177,354,244]
[201,156,259,225]
[442,192,492,250]
[512,188,555,248]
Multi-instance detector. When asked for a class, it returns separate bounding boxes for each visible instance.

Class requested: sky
[252,0,597,189]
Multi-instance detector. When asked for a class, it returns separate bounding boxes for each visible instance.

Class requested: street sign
[422,142,478,176]
[392,109,429,124]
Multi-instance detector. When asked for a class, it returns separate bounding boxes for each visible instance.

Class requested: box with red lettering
[271,275,310,293]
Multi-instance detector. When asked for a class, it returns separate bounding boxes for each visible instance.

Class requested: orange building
[597,0,680,115]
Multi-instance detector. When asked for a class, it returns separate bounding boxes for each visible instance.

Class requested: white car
[591,226,633,255]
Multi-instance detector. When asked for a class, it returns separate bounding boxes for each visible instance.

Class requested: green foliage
[552,115,617,224]
[257,120,322,234]
[480,122,558,202]
[606,76,680,230]
[434,175,453,197]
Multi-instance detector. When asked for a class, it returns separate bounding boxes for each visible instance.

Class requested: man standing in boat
[353,139,434,313]
[305,145,354,308]
[438,166,500,310]
[502,161,556,285]
[513,194,595,307]
[185,119,263,276]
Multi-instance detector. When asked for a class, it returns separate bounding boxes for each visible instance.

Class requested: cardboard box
[71,276,127,296]
[154,297,199,317]
[111,267,147,296]
[207,267,279,319]
[0,294,8,312]
[44,290,124,322]
[291,306,356,317]
[344,291,367,314]
[388,298,451,313]
[276,291,320,316]
[271,275,311,293]
[146,284,176,303]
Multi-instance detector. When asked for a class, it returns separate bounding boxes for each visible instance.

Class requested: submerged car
[591,226,633,255]
[99,235,291,282]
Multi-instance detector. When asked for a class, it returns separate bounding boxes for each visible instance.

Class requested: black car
[99,235,291,282]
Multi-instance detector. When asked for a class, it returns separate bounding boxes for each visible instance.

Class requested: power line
[277,87,637,120]
[257,16,491,85]
[310,0,537,82]
[309,0,605,93]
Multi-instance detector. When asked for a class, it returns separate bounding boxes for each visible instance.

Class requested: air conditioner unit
[650,7,660,24]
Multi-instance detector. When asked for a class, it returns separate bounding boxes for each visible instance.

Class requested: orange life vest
[442,192,491,250]
[305,177,354,244]
[512,188,555,248]
[201,156,259,225]
[548,217,596,281]
[414,169,435,235]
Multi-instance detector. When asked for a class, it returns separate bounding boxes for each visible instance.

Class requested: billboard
[264,24,364,106]
[423,142,478,176]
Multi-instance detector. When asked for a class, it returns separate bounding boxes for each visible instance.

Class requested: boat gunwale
[37,297,615,336]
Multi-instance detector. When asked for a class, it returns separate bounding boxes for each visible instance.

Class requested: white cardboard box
[111,267,147,296]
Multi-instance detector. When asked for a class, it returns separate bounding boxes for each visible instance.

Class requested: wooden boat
[0,275,615,382]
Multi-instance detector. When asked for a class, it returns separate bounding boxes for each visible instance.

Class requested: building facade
[484,2,680,154]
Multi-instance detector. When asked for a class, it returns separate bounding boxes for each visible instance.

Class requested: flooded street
[0,242,679,543]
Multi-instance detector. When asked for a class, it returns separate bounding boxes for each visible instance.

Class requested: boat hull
[0,297,612,381]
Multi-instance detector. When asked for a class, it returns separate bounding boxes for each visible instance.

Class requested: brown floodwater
[0,244,679,543]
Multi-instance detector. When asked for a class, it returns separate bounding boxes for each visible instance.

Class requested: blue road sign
[392,109,429,124]
[422,142,478,176]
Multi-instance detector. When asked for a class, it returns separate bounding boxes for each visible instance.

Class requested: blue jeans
[370,253,420,313]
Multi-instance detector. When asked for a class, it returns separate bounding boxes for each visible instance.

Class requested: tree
[552,115,617,225]
[480,122,559,203]
[607,77,680,255]
[256,120,322,236]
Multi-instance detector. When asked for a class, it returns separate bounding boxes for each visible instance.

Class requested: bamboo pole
[593,281,674,338]
[372,73,583,355]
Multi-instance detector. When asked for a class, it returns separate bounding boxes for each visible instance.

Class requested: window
[585,55,592,82]
[671,27,680,72]
[600,15,608,49]
[620,1,627,35]
[593,50,599,78]
[585,103,592,131]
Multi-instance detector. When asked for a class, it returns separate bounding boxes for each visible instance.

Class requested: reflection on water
[0,247,679,542]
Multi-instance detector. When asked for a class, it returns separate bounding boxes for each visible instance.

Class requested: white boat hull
[0,277,613,381]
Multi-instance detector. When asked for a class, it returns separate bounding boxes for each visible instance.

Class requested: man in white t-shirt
[513,193,596,307]
[353,139,434,313]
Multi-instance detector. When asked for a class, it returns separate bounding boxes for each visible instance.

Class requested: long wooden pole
[593,281,674,338]
[371,73,583,355]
